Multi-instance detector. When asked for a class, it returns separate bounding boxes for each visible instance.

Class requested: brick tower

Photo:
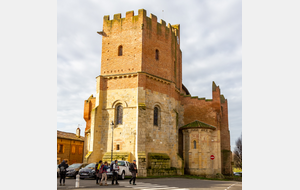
[83,9,232,177]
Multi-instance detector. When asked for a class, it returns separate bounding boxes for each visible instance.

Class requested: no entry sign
[210,155,215,160]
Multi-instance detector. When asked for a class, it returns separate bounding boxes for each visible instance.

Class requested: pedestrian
[58,160,69,186]
[129,160,138,185]
[111,160,119,185]
[99,161,109,186]
[95,160,102,184]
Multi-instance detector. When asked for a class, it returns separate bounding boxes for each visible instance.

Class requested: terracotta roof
[57,130,85,141]
[179,120,216,130]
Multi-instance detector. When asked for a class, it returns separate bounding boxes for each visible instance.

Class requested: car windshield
[118,161,125,166]
[84,163,95,169]
[69,164,82,168]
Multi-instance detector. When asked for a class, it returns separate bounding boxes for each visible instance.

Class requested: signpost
[210,155,215,177]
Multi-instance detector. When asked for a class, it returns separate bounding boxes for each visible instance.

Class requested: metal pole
[111,121,114,162]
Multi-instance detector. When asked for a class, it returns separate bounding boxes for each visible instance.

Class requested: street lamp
[110,121,114,162]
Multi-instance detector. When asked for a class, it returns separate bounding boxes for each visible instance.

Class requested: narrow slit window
[117,144,120,150]
[154,107,159,126]
[193,141,196,149]
[155,49,159,60]
[116,105,123,124]
[118,45,123,56]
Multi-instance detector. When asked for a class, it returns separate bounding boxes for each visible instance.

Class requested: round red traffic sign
[210,155,215,160]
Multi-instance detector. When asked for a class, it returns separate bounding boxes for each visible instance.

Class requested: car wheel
[120,171,125,180]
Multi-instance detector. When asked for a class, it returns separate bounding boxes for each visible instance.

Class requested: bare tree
[233,134,242,169]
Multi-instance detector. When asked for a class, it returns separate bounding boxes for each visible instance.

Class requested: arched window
[117,144,120,150]
[193,140,196,149]
[118,45,123,56]
[116,105,123,124]
[153,106,159,126]
[155,49,159,60]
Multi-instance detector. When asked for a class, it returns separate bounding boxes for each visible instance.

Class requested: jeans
[60,172,66,184]
[112,172,118,184]
[96,172,102,183]
[129,171,136,184]
[100,173,107,184]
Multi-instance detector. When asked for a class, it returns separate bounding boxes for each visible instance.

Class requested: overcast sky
[57,0,242,150]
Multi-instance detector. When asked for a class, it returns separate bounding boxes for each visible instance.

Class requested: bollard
[75,174,80,188]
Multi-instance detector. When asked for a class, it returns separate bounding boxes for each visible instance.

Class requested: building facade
[57,128,85,165]
[83,9,232,177]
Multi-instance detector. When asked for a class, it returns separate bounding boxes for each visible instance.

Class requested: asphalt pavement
[57,177,242,190]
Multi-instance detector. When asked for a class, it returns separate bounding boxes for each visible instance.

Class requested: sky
[57,0,242,151]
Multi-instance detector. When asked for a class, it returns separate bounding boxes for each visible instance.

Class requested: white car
[233,172,242,177]
[107,160,132,180]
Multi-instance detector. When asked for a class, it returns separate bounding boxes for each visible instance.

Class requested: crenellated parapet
[102,9,179,42]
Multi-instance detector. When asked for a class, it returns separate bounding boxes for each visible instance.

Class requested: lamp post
[111,121,114,162]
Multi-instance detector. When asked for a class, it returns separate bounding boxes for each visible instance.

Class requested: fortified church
[83,9,232,177]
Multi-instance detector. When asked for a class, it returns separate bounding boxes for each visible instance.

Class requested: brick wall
[57,138,84,164]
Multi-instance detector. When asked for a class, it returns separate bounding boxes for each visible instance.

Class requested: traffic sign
[210,155,215,160]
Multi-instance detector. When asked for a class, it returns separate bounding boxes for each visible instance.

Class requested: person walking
[99,161,109,186]
[129,160,138,185]
[95,160,102,184]
[58,160,69,186]
[111,160,119,185]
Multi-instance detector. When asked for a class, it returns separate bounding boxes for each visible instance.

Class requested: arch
[153,102,163,110]
[111,100,128,108]
[155,49,159,60]
[118,45,123,56]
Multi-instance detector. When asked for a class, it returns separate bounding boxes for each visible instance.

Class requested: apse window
[193,140,196,149]
[118,45,123,56]
[155,49,159,60]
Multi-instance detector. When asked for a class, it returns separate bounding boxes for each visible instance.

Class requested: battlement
[103,9,180,41]
[181,94,213,102]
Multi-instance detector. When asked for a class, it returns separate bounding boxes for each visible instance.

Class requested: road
[57,177,242,190]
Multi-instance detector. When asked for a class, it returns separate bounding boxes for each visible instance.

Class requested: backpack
[60,166,65,172]
[110,163,114,172]
[95,163,99,172]
[99,164,104,173]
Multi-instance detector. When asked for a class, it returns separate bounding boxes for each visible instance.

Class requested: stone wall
[86,84,139,163]
[137,88,184,170]
[182,128,221,177]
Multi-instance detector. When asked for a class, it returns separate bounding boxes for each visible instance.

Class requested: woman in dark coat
[129,160,138,185]
[58,160,69,186]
